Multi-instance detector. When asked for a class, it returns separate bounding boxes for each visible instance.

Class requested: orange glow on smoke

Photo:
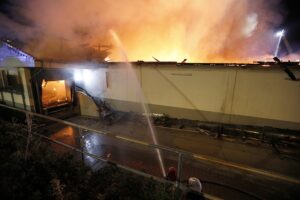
[19,0,282,63]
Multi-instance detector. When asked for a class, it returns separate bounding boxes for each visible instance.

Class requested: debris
[150,113,172,127]
[195,127,211,136]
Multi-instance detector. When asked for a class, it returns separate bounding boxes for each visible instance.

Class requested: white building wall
[231,69,300,123]
[77,63,300,129]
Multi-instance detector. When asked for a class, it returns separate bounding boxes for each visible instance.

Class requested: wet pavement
[44,114,300,199]
[49,126,78,154]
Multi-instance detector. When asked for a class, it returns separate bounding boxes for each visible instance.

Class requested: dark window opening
[0,70,22,92]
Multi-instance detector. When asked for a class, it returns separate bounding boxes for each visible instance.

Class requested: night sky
[278,0,300,48]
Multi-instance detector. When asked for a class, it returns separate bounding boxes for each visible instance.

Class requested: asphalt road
[46,117,300,199]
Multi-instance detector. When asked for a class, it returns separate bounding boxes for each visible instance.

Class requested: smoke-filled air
[0,0,284,62]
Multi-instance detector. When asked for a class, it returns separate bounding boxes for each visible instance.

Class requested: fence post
[176,153,183,188]
[25,112,32,160]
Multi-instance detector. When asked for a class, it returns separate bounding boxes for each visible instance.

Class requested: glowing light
[41,80,71,107]
[74,69,83,82]
[74,69,93,85]
[275,29,285,38]
[41,79,47,88]
[104,56,111,62]
[83,69,92,85]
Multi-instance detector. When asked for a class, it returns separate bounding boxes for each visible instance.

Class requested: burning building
[0,41,75,114]
[1,40,300,130]
[74,61,300,130]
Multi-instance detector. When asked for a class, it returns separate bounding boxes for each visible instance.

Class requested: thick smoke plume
[0,0,284,62]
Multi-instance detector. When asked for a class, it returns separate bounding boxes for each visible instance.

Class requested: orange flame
[13,0,283,62]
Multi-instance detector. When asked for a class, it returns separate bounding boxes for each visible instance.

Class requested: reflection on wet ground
[49,126,78,154]
[81,132,170,176]
[46,122,175,177]
[45,116,300,200]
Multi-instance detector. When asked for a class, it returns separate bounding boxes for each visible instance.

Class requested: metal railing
[1,103,299,200]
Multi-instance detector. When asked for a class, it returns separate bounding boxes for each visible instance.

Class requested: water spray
[110,29,166,177]
[274,29,285,57]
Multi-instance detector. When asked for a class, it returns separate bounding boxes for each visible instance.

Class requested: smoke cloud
[0,0,284,62]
